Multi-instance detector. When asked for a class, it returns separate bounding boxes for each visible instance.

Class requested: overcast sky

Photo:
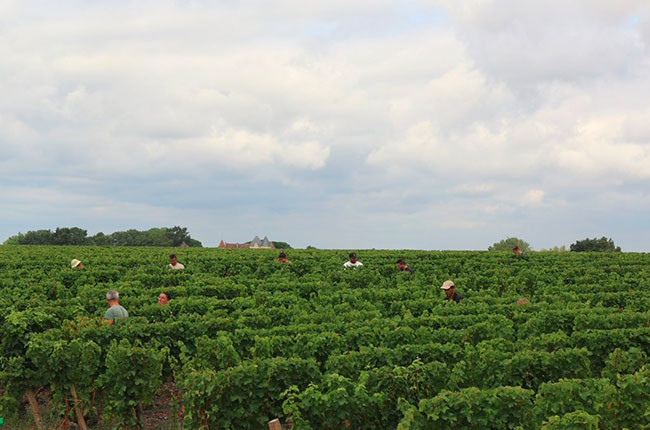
[1,1,650,250]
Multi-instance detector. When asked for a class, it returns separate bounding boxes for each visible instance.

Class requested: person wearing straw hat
[441,280,465,303]
[71,258,83,268]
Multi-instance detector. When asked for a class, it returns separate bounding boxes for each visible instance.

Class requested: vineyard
[1,245,650,429]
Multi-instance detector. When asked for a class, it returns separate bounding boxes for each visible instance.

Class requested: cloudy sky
[1,0,650,250]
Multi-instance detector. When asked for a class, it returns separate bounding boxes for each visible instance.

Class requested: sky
[1,0,650,250]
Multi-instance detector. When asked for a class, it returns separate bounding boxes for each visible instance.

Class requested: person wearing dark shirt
[277,251,292,263]
[396,258,414,274]
[441,280,465,303]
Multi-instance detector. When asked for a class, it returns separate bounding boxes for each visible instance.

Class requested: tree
[570,237,621,252]
[52,227,89,245]
[488,237,531,252]
[20,230,56,245]
[3,233,25,245]
[166,226,191,247]
[90,232,112,246]
[539,245,568,252]
[3,226,203,247]
[272,241,292,249]
[187,238,203,247]
[109,229,145,246]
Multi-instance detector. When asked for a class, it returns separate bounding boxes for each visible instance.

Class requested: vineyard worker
[343,252,363,268]
[441,280,465,303]
[169,254,185,270]
[71,258,83,268]
[277,251,292,263]
[513,246,526,255]
[158,291,171,305]
[104,289,129,325]
[396,258,414,274]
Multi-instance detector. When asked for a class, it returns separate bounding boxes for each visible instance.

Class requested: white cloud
[451,183,496,194]
[441,0,648,87]
[188,128,331,170]
[366,119,545,179]
[522,189,545,205]
[550,115,650,179]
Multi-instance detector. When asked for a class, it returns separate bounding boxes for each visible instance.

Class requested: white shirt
[343,261,363,268]
[169,262,185,270]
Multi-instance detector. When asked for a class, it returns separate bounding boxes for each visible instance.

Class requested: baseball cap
[71,258,82,268]
[349,252,357,259]
[441,280,455,290]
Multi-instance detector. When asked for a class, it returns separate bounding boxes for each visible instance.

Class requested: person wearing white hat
[441,280,464,303]
[71,258,83,268]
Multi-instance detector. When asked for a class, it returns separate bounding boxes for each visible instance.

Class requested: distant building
[218,235,275,249]
[180,241,189,248]
[250,235,275,248]
[217,240,250,249]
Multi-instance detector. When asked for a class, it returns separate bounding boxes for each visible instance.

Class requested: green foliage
[3,226,202,247]
[398,386,535,429]
[178,335,241,370]
[178,357,321,429]
[2,227,90,245]
[539,246,568,252]
[27,334,101,421]
[99,339,168,428]
[53,227,90,245]
[2,234,22,245]
[0,247,649,429]
[601,348,647,379]
[570,237,621,252]
[187,238,202,247]
[541,410,600,429]
[282,372,386,429]
[0,310,60,388]
[488,237,532,252]
[4,229,55,245]
[272,241,292,249]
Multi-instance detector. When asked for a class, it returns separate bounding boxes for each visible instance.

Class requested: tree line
[490,236,622,252]
[3,226,202,247]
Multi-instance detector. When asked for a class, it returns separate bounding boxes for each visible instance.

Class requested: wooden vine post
[25,387,44,430]
[70,385,88,430]
[268,418,282,430]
